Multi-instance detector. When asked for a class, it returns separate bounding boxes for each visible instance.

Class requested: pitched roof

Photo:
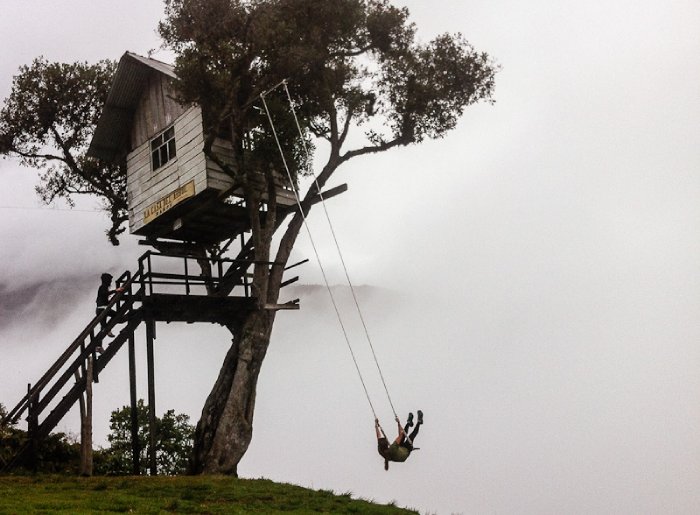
[87,52,176,162]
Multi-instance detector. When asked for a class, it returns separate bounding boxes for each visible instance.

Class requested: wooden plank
[280,276,299,288]
[285,258,309,271]
[148,75,160,135]
[174,106,203,139]
[264,300,300,311]
[162,79,187,125]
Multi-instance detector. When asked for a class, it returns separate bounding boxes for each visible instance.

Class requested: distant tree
[158,0,497,474]
[96,400,194,476]
[0,403,10,436]
[0,58,127,244]
[0,403,80,474]
[0,403,14,469]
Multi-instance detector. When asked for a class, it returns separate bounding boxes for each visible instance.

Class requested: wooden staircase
[2,246,298,471]
[1,246,300,472]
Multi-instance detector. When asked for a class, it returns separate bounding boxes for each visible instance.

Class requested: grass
[0,475,417,514]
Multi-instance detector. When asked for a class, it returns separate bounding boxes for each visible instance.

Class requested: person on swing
[375,410,423,470]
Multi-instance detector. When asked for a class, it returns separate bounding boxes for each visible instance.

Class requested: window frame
[150,125,177,171]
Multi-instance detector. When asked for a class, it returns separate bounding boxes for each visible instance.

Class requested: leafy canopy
[0,58,127,244]
[0,1,496,245]
[159,0,497,180]
[97,400,194,476]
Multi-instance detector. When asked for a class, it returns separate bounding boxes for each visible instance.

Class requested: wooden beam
[139,239,203,257]
[280,276,299,288]
[263,299,300,311]
[128,333,140,475]
[285,258,309,271]
[309,184,348,206]
[146,320,157,476]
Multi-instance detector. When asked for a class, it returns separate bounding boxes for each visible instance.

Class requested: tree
[0,403,81,473]
[158,0,497,474]
[0,403,15,469]
[0,58,127,244]
[96,400,194,476]
[1,0,496,476]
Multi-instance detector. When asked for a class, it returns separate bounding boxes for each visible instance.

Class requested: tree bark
[190,311,275,475]
[189,132,349,475]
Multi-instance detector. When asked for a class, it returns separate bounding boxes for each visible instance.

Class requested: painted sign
[143,180,195,224]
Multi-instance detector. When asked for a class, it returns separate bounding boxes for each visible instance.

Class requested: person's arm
[375,419,383,440]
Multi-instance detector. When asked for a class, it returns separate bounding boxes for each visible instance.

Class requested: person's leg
[401,412,414,445]
[104,308,116,337]
[408,411,423,442]
[97,308,105,330]
[96,307,114,338]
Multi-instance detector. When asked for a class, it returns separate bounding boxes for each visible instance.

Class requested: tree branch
[329,44,373,58]
[338,108,354,148]
[12,149,68,163]
[340,135,409,163]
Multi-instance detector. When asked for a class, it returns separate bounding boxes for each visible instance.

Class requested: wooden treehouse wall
[124,70,294,238]
[127,105,213,234]
[130,73,186,150]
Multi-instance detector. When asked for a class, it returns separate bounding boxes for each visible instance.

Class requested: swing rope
[281,82,400,421]
[260,90,380,422]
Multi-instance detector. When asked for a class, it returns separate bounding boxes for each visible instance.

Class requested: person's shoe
[406,412,414,427]
[417,410,423,425]
[95,346,105,354]
[107,332,115,337]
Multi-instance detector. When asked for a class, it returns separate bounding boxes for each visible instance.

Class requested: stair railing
[4,269,141,426]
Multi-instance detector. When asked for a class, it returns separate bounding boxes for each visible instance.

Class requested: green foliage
[0,58,128,245]
[96,400,194,476]
[0,475,418,513]
[2,403,81,473]
[159,0,497,176]
[0,427,80,474]
[0,403,11,438]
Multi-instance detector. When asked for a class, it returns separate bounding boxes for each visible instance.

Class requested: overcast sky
[1,1,699,514]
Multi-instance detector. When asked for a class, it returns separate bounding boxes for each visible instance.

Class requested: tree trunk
[189,151,341,475]
[190,309,276,475]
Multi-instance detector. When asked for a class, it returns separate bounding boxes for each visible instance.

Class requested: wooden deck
[141,294,257,325]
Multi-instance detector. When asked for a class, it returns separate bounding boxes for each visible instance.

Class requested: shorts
[377,437,389,455]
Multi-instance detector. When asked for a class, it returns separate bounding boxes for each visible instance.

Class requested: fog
[1,1,699,513]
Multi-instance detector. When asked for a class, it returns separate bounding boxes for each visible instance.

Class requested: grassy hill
[0,475,417,514]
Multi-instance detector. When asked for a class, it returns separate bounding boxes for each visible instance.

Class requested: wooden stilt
[128,332,140,475]
[75,358,93,476]
[146,320,157,476]
[27,384,38,472]
[82,357,94,476]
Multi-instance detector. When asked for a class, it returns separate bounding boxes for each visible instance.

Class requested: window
[151,126,176,170]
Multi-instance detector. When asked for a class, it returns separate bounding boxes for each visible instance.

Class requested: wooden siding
[127,106,208,233]
[130,74,187,151]
[205,138,296,206]
[205,137,236,192]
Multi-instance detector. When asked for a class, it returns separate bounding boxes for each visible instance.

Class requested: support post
[146,319,157,476]
[75,358,93,476]
[81,357,94,476]
[128,332,140,475]
[27,384,39,472]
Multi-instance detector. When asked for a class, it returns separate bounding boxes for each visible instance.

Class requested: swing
[260,82,405,435]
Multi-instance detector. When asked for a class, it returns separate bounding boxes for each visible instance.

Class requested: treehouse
[88,52,296,245]
[1,53,310,475]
